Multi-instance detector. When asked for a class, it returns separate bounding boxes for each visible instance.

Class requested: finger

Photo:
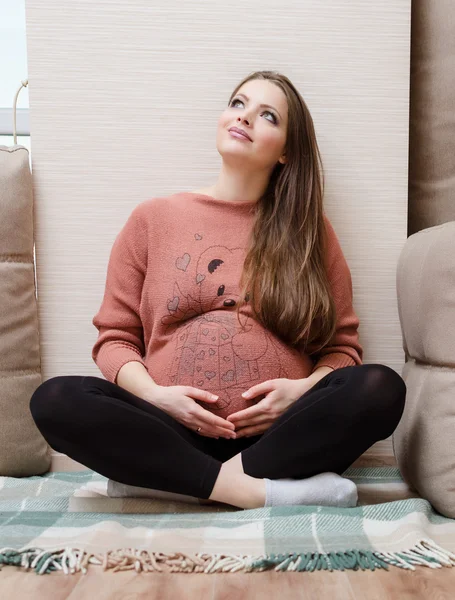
[242,380,276,400]
[198,430,219,439]
[193,428,218,438]
[193,405,236,431]
[233,417,274,429]
[196,422,235,437]
[193,422,234,438]
[187,387,220,404]
[236,425,269,438]
[190,420,222,438]
[192,411,236,438]
[227,403,268,423]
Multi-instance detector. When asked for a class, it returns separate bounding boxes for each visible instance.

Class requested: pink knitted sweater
[92,192,363,417]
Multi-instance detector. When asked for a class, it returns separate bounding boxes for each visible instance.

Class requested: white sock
[264,472,358,508]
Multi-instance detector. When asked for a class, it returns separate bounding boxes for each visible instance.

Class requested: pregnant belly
[151,319,314,420]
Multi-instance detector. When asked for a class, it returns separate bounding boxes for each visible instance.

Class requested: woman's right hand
[147,385,237,439]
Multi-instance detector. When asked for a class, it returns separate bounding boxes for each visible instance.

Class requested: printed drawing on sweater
[91,194,362,417]
[159,234,294,414]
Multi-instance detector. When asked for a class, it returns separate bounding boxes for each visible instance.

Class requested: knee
[364,364,407,427]
[29,376,75,426]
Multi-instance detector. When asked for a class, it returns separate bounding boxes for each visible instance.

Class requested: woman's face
[216,79,289,171]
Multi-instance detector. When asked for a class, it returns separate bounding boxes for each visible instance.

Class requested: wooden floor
[1,564,455,599]
[4,438,454,598]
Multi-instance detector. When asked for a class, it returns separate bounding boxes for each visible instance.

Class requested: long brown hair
[232,70,337,354]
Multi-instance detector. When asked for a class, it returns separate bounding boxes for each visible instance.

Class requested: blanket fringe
[1,538,454,575]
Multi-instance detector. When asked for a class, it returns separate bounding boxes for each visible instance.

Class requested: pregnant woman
[29,70,406,509]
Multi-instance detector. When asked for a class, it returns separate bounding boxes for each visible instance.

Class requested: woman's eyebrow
[235,93,281,119]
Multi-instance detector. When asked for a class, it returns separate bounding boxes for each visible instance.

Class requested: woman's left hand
[227,377,318,438]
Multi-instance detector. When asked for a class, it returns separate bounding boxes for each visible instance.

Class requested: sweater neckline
[185,192,258,209]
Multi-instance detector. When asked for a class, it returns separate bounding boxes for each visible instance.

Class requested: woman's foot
[264,472,358,507]
[209,453,266,509]
[209,454,358,509]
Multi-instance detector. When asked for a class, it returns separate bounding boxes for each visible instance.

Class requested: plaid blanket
[1,466,455,576]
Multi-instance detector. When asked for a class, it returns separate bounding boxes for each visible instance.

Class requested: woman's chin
[217,147,258,166]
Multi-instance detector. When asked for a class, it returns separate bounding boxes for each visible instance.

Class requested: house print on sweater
[161,240,297,416]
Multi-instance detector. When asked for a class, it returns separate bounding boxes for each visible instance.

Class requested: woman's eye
[230,98,276,124]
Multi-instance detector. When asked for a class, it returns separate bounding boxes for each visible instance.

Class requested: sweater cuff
[311,352,356,373]
[94,342,147,384]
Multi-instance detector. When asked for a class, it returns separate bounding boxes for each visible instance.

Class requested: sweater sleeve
[307,215,363,373]
[91,204,148,384]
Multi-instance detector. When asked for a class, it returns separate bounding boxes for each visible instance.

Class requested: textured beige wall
[24,0,411,382]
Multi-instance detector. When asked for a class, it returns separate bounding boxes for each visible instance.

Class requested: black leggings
[29,363,406,499]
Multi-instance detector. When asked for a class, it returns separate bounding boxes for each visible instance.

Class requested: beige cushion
[0,145,51,476]
[393,221,455,518]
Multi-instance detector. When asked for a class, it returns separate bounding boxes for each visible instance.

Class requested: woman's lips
[229,129,252,141]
